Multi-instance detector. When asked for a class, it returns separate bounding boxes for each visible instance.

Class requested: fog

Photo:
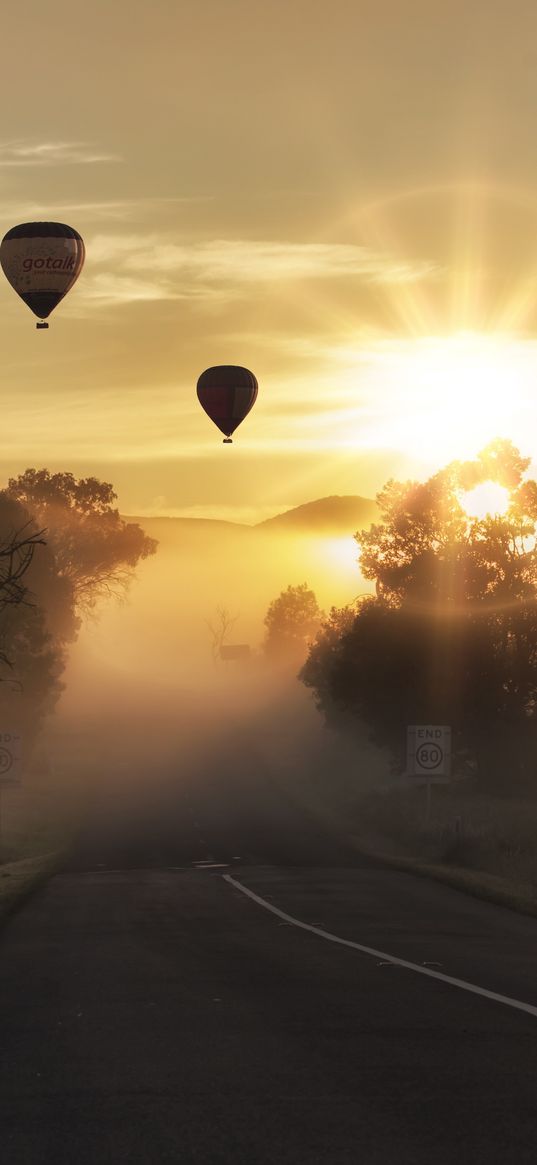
[22,520,382,862]
[56,518,368,715]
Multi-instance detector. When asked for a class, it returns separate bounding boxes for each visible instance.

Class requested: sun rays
[344,181,537,337]
[266,180,537,483]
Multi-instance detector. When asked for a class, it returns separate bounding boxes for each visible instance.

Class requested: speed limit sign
[0,732,23,786]
[407,726,451,782]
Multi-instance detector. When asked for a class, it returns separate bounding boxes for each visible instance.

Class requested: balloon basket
[36,321,49,330]
[223,438,233,444]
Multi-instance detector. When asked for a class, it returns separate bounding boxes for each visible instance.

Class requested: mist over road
[2,719,537,1164]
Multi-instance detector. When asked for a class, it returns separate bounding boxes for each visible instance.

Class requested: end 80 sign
[407,725,451,782]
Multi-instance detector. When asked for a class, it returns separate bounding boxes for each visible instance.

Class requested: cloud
[0,141,120,167]
[81,272,175,304]
[0,196,212,228]
[79,234,437,306]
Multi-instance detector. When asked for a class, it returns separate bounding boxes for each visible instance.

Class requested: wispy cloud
[80,235,437,306]
[81,273,174,304]
[0,196,211,228]
[0,141,120,167]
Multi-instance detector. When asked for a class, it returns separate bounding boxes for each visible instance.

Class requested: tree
[206,606,239,664]
[0,513,47,675]
[0,472,158,741]
[0,523,46,615]
[301,441,537,790]
[6,469,157,619]
[0,496,66,735]
[264,583,322,664]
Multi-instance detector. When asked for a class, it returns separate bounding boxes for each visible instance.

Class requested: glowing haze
[1,0,537,520]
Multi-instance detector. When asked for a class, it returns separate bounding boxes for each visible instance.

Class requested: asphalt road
[2,751,537,1163]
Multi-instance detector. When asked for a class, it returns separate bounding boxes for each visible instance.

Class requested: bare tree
[206,606,239,664]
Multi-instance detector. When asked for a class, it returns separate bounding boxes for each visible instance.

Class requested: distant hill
[126,495,378,542]
[256,495,377,535]
[124,515,252,542]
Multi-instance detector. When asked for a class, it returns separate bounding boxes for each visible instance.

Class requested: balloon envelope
[0,222,85,324]
[197,366,258,441]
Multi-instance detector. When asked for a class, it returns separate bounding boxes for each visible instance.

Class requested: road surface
[2,748,537,1163]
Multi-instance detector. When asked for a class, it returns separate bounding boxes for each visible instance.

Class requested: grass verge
[348,835,537,919]
[288,771,537,920]
[0,851,64,927]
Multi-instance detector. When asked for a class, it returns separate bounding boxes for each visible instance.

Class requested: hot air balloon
[0,222,85,328]
[197,365,258,443]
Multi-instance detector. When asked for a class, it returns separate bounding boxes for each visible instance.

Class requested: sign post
[219,645,251,663]
[406,725,451,820]
[0,733,23,859]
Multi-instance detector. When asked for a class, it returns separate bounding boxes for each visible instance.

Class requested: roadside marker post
[0,732,23,860]
[406,725,451,821]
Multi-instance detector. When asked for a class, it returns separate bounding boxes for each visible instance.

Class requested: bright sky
[2,0,537,521]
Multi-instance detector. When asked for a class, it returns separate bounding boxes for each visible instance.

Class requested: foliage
[0,496,66,732]
[0,520,46,616]
[0,504,48,685]
[0,471,158,740]
[6,469,157,617]
[301,440,537,789]
[264,583,322,664]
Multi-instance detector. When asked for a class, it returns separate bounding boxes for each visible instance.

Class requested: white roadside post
[406,726,452,820]
[0,732,23,859]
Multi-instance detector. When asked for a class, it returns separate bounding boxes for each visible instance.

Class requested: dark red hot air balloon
[197,365,258,443]
[0,221,85,328]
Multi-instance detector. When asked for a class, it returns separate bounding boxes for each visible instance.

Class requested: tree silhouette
[264,583,322,665]
[0,496,66,737]
[206,606,239,664]
[6,469,157,618]
[0,517,47,676]
[0,473,158,741]
[301,440,537,790]
[0,523,46,614]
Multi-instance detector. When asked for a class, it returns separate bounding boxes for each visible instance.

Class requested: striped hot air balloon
[197,365,258,443]
[0,221,85,328]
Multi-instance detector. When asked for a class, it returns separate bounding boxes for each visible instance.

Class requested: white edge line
[223,874,537,1021]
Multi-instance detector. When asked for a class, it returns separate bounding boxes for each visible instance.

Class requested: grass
[0,770,85,864]
[0,851,64,925]
[345,782,537,917]
[281,725,537,918]
[0,759,85,926]
[355,784,537,876]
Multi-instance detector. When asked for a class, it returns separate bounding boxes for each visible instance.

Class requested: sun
[460,481,510,520]
[323,536,359,573]
[347,331,536,468]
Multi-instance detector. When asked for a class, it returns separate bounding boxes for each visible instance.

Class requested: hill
[123,515,253,544]
[256,495,377,535]
[126,495,377,544]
